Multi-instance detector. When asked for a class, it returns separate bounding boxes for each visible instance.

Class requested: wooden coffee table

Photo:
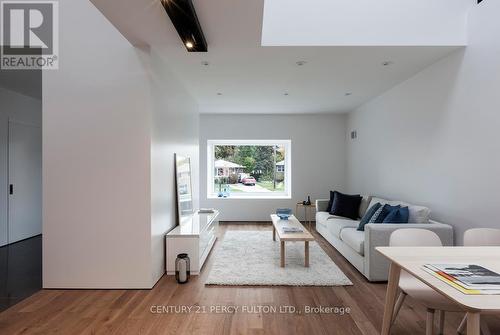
[270,214,315,267]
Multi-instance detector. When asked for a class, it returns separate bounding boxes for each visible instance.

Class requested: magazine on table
[423,264,500,295]
[281,226,303,233]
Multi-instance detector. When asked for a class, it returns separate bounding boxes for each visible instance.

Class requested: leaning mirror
[175,154,194,221]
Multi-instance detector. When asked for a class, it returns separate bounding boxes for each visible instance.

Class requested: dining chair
[389,228,464,335]
[464,228,500,246]
[456,228,500,335]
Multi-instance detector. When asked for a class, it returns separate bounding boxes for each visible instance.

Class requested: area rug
[205,231,353,286]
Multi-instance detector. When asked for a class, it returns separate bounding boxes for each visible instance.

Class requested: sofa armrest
[363,223,454,281]
[315,199,330,212]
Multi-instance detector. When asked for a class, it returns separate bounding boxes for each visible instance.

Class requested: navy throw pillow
[357,203,382,231]
[373,204,400,223]
[327,190,335,212]
[383,206,410,223]
[329,191,362,220]
[369,205,385,223]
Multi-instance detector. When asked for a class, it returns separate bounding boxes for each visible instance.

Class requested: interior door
[8,121,42,244]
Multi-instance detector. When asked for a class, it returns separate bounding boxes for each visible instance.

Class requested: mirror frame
[175,153,194,222]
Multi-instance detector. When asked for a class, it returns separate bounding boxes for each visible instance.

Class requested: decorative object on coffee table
[276,208,292,220]
[295,201,316,230]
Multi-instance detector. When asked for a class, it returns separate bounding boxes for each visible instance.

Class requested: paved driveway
[231,183,271,193]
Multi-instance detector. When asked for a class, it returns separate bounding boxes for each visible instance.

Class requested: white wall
[149,49,199,284]
[200,114,347,221]
[0,87,42,247]
[262,0,470,46]
[43,0,152,288]
[43,0,199,289]
[347,0,500,245]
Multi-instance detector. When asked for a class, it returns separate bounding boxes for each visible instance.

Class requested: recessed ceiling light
[382,61,394,66]
[296,60,307,66]
[201,61,209,66]
[345,92,352,96]
[185,42,194,49]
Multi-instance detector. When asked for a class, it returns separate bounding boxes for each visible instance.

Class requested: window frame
[207,139,292,200]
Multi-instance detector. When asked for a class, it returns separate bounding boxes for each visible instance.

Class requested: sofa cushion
[327,190,335,212]
[327,217,360,238]
[315,212,334,228]
[369,206,385,223]
[373,204,400,223]
[368,197,430,223]
[327,192,371,219]
[358,202,382,231]
[358,195,373,218]
[340,228,365,256]
[329,191,362,220]
[383,206,409,223]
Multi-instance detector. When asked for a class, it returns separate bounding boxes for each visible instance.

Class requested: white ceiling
[262,0,471,46]
[92,0,463,114]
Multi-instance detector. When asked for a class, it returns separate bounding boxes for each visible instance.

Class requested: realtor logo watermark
[1,0,58,69]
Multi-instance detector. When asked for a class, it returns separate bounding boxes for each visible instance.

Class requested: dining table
[377,246,500,335]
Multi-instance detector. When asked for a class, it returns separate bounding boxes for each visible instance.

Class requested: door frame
[7,118,42,244]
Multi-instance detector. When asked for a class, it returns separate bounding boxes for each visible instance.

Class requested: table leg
[438,310,445,335]
[273,225,276,241]
[426,308,435,335]
[381,262,401,335]
[308,208,312,230]
[305,241,309,267]
[280,241,285,267]
[306,208,311,230]
[467,312,481,335]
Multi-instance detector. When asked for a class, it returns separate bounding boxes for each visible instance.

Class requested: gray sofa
[315,196,454,281]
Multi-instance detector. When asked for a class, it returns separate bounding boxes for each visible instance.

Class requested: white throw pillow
[358,195,373,219]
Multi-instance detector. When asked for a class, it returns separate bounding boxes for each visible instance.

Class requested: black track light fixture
[161,0,208,52]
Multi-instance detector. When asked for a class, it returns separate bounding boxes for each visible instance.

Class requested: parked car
[237,173,249,183]
[241,176,256,186]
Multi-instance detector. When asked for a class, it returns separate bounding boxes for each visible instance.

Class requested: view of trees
[215,145,285,182]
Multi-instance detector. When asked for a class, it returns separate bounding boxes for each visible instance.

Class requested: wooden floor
[1,223,499,335]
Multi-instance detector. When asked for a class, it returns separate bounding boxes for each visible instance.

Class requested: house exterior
[214,159,245,177]
[276,160,285,172]
[275,160,285,182]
